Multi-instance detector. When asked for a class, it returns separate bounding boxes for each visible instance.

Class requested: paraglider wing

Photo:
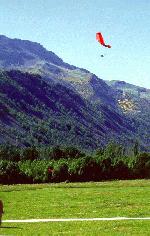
[96,32,111,48]
[96,32,105,45]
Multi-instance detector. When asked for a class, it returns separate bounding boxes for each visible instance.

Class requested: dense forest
[0,142,149,184]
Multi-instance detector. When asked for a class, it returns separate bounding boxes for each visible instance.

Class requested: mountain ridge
[0,35,149,151]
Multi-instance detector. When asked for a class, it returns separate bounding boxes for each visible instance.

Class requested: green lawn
[0,180,150,235]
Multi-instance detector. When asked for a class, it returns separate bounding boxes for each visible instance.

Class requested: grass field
[0,180,150,235]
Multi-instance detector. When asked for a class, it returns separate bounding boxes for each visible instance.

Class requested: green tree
[0,145,20,161]
[134,152,150,178]
[50,146,64,160]
[133,140,139,157]
[22,147,39,160]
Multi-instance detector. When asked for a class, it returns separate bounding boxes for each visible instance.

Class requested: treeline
[0,143,150,184]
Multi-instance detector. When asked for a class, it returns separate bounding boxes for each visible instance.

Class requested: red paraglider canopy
[96,32,111,48]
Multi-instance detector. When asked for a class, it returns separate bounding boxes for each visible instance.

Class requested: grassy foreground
[0,179,150,235]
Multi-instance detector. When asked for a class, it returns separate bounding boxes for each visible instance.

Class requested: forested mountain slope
[0,35,149,151]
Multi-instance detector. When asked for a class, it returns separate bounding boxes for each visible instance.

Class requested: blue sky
[0,0,150,88]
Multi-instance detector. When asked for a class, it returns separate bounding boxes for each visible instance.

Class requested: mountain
[0,35,77,70]
[105,80,150,149]
[0,35,149,151]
